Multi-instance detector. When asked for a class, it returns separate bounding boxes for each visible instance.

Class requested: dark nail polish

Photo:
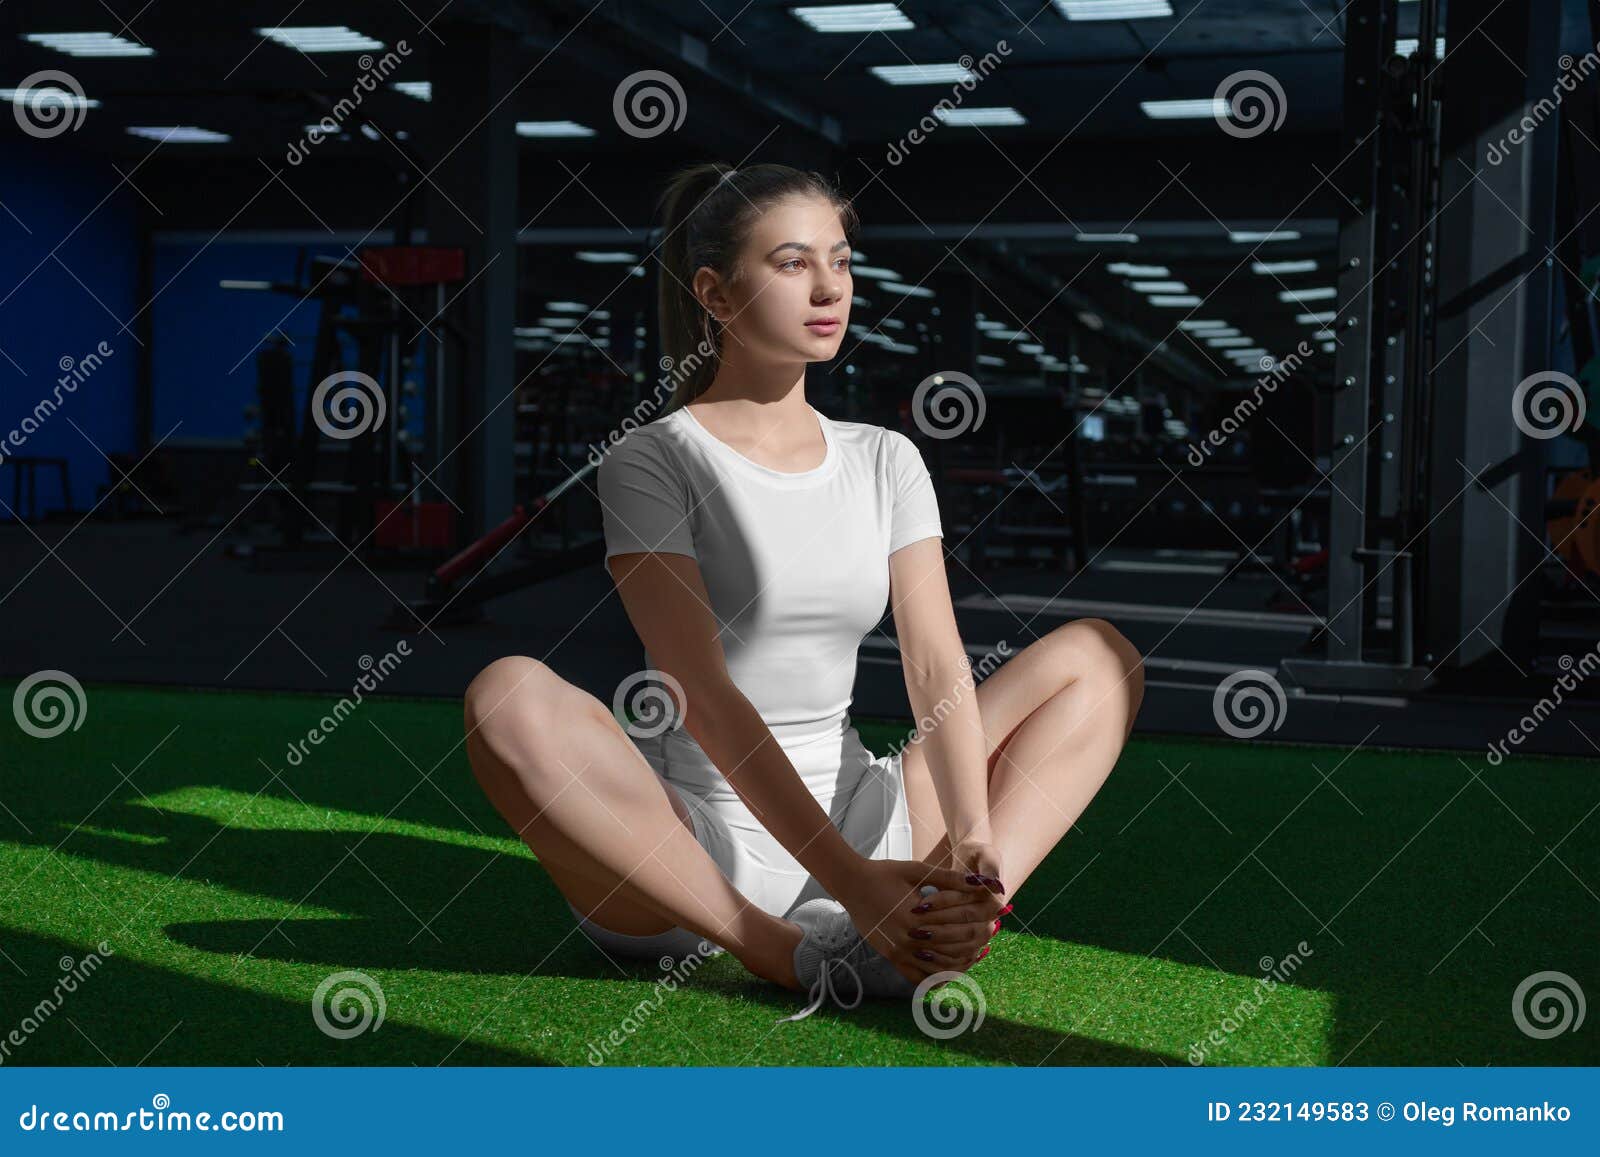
[910,928,932,940]
[965,873,984,885]
[985,877,1006,893]
[912,902,932,914]
[915,949,935,961]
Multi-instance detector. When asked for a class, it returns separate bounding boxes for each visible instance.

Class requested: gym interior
[1,0,1597,1068]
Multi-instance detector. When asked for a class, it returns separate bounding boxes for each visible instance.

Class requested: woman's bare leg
[463,655,804,988]
[903,618,1145,900]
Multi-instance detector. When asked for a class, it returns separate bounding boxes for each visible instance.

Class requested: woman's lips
[805,320,841,335]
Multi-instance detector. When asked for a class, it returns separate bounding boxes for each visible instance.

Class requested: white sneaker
[777,898,916,1023]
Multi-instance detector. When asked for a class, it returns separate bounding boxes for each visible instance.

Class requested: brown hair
[653,162,859,414]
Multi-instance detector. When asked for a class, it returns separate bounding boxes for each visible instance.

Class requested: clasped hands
[833,838,1008,987]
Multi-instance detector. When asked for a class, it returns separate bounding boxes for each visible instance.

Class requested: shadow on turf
[13,800,1172,1063]
[0,926,544,1065]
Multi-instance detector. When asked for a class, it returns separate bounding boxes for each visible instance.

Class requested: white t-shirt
[597,403,942,799]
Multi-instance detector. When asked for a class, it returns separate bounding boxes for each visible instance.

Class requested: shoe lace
[775,955,865,1023]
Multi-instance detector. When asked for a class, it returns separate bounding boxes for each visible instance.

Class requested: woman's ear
[692,266,731,324]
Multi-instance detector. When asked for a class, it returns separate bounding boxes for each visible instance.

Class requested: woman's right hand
[833,858,997,984]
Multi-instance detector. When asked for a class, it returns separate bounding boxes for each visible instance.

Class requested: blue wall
[0,134,139,520]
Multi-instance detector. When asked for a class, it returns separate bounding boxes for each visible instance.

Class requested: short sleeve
[596,432,698,561]
[887,430,943,554]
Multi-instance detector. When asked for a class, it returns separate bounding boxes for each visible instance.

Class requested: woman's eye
[780,259,802,271]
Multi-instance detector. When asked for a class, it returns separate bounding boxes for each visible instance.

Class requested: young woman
[463,162,1144,1016]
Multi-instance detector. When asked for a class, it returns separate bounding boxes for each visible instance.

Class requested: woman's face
[696,193,851,364]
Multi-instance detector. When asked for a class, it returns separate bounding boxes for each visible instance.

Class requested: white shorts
[567,724,912,961]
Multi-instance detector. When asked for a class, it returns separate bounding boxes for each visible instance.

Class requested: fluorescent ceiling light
[1296,311,1336,324]
[1018,343,1044,354]
[1321,341,1337,352]
[256,26,384,53]
[851,295,870,307]
[879,317,906,329]
[879,281,935,299]
[545,301,588,312]
[575,251,638,263]
[1178,320,1230,331]
[932,106,1027,126]
[537,317,579,328]
[985,329,1027,341]
[513,326,554,337]
[1206,337,1254,348]
[23,31,153,57]
[1130,280,1189,293]
[1055,1,1174,19]
[516,120,595,137]
[976,320,1006,330]
[1149,294,1202,306]
[977,354,1007,368]
[1196,327,1240,338]
[1227,348,1268,358]
[1076,232,1138,243]
[1312,329,1338,341]
[1107,263,1168,277]
[392,81,431,101]
[791,4,914,33]
[1,87,99,109]
[1277,287,1337,303]
[126,125,229,143]
[850,264,903,281]
[1230,230,1301,243]
[1141,98,1229,120]
[1253,259,1317,275]
[869,63,976,85]
[1077,310,1104,330]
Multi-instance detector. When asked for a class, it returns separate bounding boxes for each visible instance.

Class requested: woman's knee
[464,656,595,761]
[1051,618,1145,695]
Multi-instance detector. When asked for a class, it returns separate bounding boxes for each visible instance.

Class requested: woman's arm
[887,536,993,849]
[607,550,865,898]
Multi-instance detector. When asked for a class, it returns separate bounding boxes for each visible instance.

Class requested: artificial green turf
[1,680,1596,1066]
